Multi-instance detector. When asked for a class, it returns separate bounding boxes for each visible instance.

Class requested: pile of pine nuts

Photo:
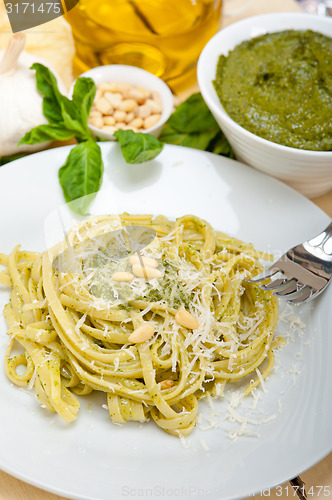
[88,81,163,133]
[110,254,200,344]
[126,308,200,344]
[111,255,162,282]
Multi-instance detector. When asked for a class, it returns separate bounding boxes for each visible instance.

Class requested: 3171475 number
[5,2,61,14]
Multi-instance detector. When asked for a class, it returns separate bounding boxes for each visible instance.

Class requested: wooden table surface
[0,0,331,499]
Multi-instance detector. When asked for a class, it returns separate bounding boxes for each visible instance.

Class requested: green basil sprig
[18,64,101,215]
[17,64,162,215]
[58,139,103,216]
[159,93,234,158]
[19,63,94,144]
[114,130,164,163]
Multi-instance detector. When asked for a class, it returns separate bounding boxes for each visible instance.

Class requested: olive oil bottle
[64,0,222,93]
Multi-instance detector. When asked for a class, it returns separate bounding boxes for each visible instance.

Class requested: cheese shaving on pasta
[0,214,279,436]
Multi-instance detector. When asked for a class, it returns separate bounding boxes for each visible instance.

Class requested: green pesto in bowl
[213,29,332,151]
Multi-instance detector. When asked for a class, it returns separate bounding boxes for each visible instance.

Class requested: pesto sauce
[213,30,332,151]
[136,260,191,309]
[84,248,191,309]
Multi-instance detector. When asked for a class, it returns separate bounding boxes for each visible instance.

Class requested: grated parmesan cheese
[255,368,267,393]
[200,438,210,452]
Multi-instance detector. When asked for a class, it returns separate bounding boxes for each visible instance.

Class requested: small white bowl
[75,65,174,140]
[197,13,332,198]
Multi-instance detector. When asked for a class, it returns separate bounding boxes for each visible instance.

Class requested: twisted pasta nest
[0,214,280,436]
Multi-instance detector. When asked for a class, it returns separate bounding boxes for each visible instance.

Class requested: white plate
[0,143,331,500]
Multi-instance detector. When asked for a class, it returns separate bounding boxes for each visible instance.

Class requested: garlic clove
[0,33,26,75]
[0,34,67,157]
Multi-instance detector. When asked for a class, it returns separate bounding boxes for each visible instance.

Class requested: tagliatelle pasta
[0,214,280,436]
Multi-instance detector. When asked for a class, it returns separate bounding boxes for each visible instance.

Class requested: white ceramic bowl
[197,13,332,198]
[75,65,174,140]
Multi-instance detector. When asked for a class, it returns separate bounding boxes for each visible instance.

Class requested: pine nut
[128,322,155,343]
[111,271,134,282]
[114,122,127,131]
[159,379,174,390]
[102,125,116,133]
[125,112,135,124]
[113,110,127,122]
[151,90,162,104]
[144,114,161,130]
[130,255,158,268]
[90,110,102,118]
[115,82,132,93]
[95,89,102,100]
[175,309,199,330]
[104,92,123,108]
[132,264,162,279]
[89,117,104,128]
[98,82,118,93]
[117,124,133,131]
[146,98,162,114]
[95,97,112,114]
[103,116,116,126]
[127,88,146,103]
[138,104,151,119]
[118,99,137,112]
[129,117,144,129]
[137,87,150,98]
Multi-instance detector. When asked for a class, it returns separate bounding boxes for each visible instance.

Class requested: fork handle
[321,221,332,238]
[308,221,332,253]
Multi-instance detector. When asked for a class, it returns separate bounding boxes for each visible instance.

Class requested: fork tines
[248,254,328,305]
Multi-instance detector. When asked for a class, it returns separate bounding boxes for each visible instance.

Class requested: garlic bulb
[0,33,66,157]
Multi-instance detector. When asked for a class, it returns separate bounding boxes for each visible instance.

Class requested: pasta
[0,214,280,436]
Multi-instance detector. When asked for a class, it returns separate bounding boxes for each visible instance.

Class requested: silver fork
[248,222,332,304]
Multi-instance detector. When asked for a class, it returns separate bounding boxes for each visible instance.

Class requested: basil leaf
[72,77,96,127]
[58,140,103,215]
[114,130,164,163]
[42,97,63,124]
[165,93,219,134]
[159,92,234,158]
[31,63,91,141]
[18,124,76,146]
[32,62,63,123]
[208,131,235,158]
[0,153,26,166]
[159,124,218,151]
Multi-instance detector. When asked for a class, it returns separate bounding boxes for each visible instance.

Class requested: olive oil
[64,0,222,93]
